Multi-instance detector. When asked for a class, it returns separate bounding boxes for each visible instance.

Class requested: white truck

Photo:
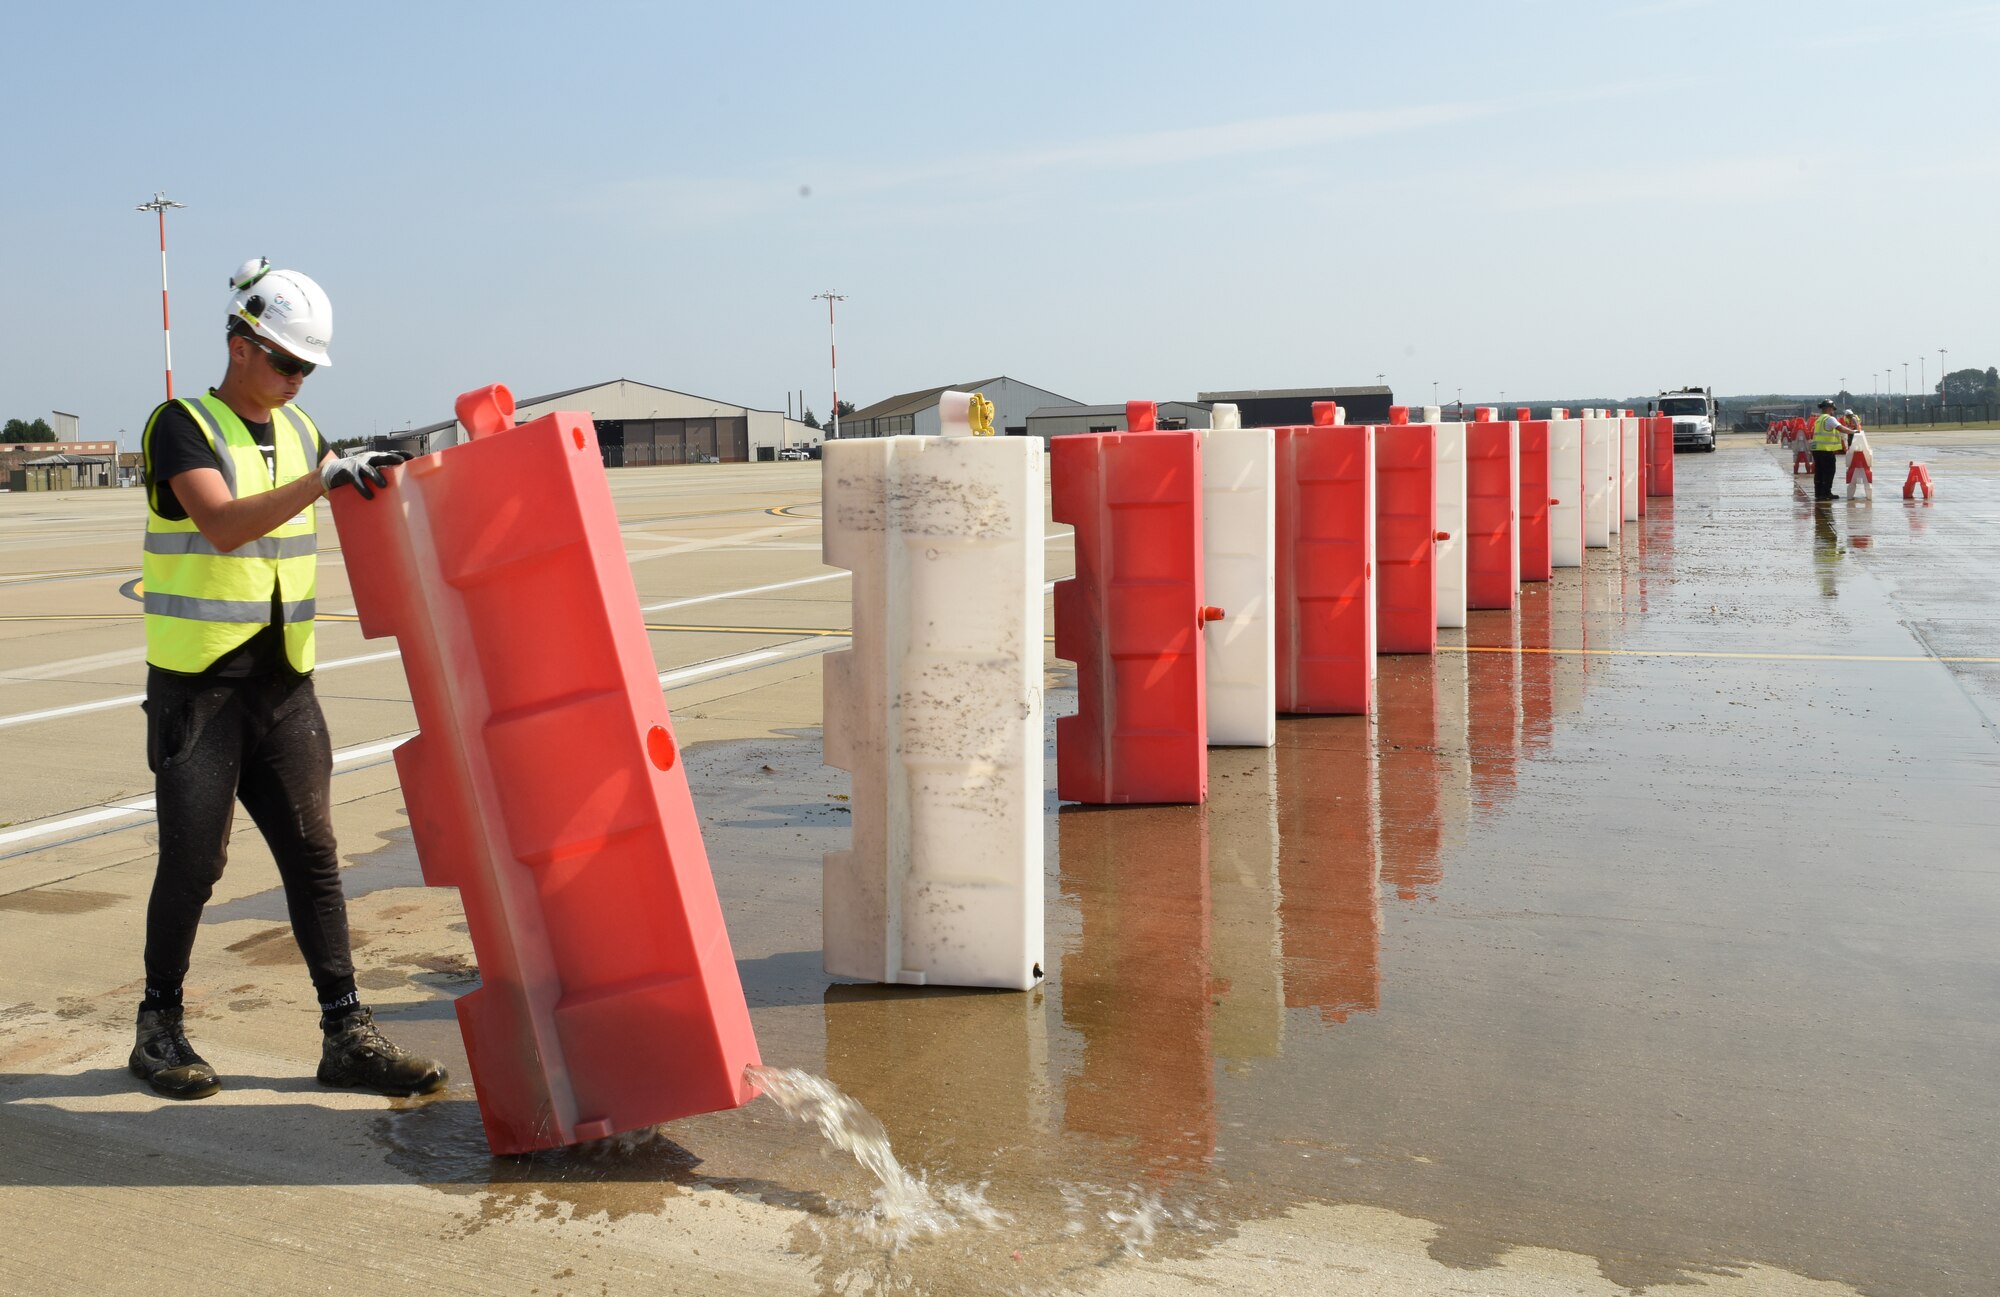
[1658,386,1717,452]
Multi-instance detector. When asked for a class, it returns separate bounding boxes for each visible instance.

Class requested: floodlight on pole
[136,191,187,399]
[811,291,848,439]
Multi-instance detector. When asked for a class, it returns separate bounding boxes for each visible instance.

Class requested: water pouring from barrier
[743,1065,1006,1249]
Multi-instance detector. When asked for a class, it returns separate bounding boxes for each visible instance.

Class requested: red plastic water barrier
[1275,416,1375,714]
[1516,412,1554,581]
[1648,414,1674,496]
[331,383,760,1156]
[1464,414,1519,610]
[1793,448,1813,474]
[1904,461,1934,500]
[1847,449,1874,483]
[1053,404,1208,803]
[1374,411,1438,654]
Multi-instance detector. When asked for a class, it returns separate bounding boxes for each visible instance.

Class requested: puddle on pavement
[0,887,122,915]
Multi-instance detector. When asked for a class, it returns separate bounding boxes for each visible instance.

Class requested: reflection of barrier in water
[1516,581,1559,756]
[1375,657,1444,902]
[822,982,1050,1179]
[1465,608,1523,813]
[1432,633,1475,851]
[1206,753,1285,1065]
[1275,723,1381,1023]
[1058,805,1216,1177]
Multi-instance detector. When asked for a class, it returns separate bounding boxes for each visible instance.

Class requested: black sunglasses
[242,334,315,378]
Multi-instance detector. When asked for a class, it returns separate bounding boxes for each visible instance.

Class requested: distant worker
[1807,399,1849,501]
[132,257,444,1101]
[1841,407,1865,433]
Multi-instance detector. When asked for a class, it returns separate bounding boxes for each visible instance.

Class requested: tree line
[1,417,57,442]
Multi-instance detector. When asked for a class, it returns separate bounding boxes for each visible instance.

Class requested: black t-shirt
[144,397,329,679]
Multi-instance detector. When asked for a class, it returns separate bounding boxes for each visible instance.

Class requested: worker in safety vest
[132,257,445,1101]
[1807,399,1848,501]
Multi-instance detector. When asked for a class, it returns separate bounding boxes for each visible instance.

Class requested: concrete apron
[3,446,1999,1295]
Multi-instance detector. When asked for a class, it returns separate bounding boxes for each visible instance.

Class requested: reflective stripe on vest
[1812,415,1844,451]
[143,394,321,674]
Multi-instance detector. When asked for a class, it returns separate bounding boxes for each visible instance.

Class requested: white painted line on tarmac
[658,637,845,686]
[642,572,848,613]
[0,650,404,732]
[0,645,835,857]
[0,801,157,848]
[1,533,1071,731]
[0,646,149,683]
[0,732,415,852]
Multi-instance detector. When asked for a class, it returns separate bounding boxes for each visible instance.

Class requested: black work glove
[319,449,412,500]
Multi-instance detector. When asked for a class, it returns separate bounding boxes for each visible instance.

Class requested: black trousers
[1813,450,1838,499]
[143,668,357,1009]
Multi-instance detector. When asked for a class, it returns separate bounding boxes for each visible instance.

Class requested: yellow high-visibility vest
[1811,414,1845,452]
[142,394,321,674]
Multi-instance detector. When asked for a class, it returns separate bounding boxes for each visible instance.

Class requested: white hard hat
[227,257,333,367]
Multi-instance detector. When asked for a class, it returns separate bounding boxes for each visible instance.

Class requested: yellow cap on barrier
[968,393,996,436]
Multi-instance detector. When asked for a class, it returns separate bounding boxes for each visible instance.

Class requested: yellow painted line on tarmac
[1446,645,2000,664]
[765,503,822,519]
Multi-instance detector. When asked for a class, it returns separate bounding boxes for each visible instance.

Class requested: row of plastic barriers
[326,382,1679,1156]
[815,392,1679,999]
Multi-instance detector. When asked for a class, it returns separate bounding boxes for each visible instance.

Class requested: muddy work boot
[317,1008,447,1096]
[130,1007,221,1100]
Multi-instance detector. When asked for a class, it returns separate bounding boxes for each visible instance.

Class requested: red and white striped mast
[811,291,847,439]
[136,192,187,399]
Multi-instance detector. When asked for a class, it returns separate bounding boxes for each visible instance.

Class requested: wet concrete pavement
[4,443,1998,1295]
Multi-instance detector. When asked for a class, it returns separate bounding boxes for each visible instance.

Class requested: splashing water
[1105,1188,1164,1258]
[745,1065,1006,1249]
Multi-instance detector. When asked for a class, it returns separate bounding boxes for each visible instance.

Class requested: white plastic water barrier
[821,391,1045,990]
[1548,417,1584,568]
[1621,416,1642,522]
[1434,420,1468,629]
[1581,411,1614,548]
[1848,429,1875,497]
[1201,405,1276,747]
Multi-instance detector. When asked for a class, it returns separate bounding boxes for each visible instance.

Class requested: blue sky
[4,1,1996,447]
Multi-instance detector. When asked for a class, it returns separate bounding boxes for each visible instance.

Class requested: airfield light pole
[1939,347,1948,414]
[1902,362,1910,419]
[1919,356,1927,419]
[136,192,187,399]
[811,291,848,440]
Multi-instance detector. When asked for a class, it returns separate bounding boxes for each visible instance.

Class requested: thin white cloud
[582,80,1674,230]
[1619,0,1723,16]
[1806,2,2000,51]
[1491,154,1821,212]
